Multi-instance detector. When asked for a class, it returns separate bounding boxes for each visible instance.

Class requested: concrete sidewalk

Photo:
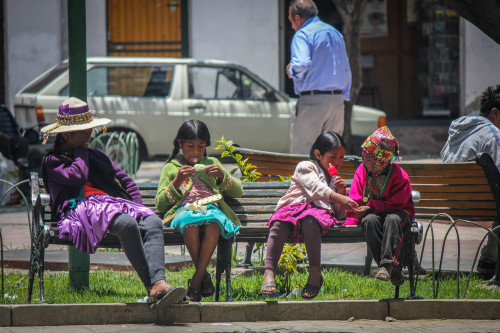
[3,319,500,333]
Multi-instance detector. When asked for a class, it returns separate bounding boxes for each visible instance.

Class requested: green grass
[2,265,499,304]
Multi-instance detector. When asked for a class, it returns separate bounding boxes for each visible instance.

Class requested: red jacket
[346,163,415,225]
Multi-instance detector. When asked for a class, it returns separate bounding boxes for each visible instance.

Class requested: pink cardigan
[346,163,415,225]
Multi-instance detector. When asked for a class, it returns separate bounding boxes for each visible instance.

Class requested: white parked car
[14,57,386,161]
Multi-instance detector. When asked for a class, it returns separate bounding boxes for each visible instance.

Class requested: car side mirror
[265,89,278,101]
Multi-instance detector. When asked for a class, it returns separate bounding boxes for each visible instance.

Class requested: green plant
[215,136,261,182]
[216,136,264,264]
[277,175,292,182]
[253,242,267,266]
[276,243,307,295]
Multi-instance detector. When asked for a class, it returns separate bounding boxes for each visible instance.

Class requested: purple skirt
[267,202,342,243]
[58,195,155,254]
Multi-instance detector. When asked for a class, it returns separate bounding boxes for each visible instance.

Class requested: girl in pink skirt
[261,131,358,299]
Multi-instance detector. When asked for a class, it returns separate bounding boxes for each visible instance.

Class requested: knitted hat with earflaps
[361,126,399,175]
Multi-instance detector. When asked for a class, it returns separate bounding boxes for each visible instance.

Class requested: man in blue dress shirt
[287,0,352,154]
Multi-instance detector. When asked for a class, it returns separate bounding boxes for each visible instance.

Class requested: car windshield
[59,65,174,97]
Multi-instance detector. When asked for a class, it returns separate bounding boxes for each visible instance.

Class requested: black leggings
[108,214,165,288]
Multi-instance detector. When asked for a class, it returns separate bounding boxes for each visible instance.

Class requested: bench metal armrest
[39,193,50,207]
[412,190,420,204]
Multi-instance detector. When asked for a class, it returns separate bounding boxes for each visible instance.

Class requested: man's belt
[300,90,342,96]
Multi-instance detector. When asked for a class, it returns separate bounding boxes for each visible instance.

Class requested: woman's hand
[205,164,225,180]
[354,205,374,220]
[172,165,194,189]
[333,176,347,195]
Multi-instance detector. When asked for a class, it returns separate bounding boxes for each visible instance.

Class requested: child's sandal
[187,279,202,302]
[375,265,392,282]
[201,274,215,297]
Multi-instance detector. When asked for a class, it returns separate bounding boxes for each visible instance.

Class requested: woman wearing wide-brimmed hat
[41,97,186,305]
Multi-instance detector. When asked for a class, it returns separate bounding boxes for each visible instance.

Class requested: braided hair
[166,119,211,163]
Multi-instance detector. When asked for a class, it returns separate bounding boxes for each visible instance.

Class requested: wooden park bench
[27,168,423,303]
[235,147,499,222]
[236,147,500,283]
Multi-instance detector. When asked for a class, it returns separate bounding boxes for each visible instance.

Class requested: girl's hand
[205,164,225,179]
[173,165,194,188]
[340,196,359,212]
[354,206,374,220]
[333,176,347,195]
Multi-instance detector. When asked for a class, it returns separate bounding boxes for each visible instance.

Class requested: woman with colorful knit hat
[40,97,186,305]
[346,126,415,285]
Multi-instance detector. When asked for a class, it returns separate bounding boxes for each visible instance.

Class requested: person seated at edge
[346,126,415,286]
[41,97,186,305]
[441,85,500,280]
[261,131,358,299]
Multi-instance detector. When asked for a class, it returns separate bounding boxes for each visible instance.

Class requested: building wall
[461,19,500,115]
[85,0,107,58]
[5,0,62,111]
[190,0,280,88]
[4,0,106,111]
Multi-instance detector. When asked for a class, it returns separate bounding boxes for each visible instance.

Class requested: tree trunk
[332,0,367,154]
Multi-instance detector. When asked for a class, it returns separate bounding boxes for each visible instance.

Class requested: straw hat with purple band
[41,97,111,136]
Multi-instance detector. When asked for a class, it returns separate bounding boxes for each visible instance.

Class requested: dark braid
[166,141,180,164]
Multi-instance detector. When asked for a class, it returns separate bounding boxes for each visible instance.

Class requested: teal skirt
[170,204,240,239]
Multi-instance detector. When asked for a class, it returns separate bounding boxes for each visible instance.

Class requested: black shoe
[477,260,496,280]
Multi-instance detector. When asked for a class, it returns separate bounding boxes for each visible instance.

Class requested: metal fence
[416,213,500,298]
[90,131,140,178]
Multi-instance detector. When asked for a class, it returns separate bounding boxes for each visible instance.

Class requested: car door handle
[187,103,206,110]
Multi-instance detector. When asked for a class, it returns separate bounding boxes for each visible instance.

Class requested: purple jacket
[44,146,141,220]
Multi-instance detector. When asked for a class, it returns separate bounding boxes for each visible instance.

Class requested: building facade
[3,0,500,119]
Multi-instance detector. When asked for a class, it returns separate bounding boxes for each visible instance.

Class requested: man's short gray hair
[289,0,318,19]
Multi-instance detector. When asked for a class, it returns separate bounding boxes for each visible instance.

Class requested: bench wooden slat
[399,161,480,171]
[415,207,497,215]
[411,184,493,193]
[408,176,489,185]
[416,200,496,210]
[415,192,494,201]
[232,205,278,214]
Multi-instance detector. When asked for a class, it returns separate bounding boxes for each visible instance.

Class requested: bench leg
[215,237,234,301]
[215,241,222,302]
[394,285,400,299]
[27,215,48,303]
[407,240,423,299]
[363,246,373,276]
[224,239,233,302]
